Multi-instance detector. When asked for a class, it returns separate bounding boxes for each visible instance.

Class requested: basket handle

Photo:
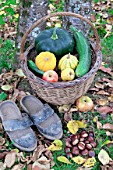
[20,12,101,61]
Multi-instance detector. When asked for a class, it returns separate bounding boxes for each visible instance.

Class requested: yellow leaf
[98,149,111,165]
[83,157,96,168]
[14,14,19,18]
[67,120,78,134]
[0,11,5,15]
[75,120,87,128]
[48,140,63,151]
[57,156,72,164]
[72,156,86,164]
[53,140,63,147]
[101,140,113,147]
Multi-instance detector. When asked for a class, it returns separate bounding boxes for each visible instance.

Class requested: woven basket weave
[20,12,102,106]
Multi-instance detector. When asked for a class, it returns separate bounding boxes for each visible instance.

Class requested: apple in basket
[42,70,58,82]
[76,96,94,112]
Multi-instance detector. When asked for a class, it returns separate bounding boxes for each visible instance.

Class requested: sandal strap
[3,113,33,131]
[38,121,62,136]
[30,104,54,125]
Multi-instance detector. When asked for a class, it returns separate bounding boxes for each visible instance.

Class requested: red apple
[76,96,94,112]
[42,70,58,82]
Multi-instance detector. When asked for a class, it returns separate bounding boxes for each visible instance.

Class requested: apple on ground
[42,70,58,82]
[76,96,94,112]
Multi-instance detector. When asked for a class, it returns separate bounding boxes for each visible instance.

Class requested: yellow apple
[61,68,75,81]
[76,96,94,112]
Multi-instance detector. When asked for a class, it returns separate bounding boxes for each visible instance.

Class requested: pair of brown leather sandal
[0,95,63,152]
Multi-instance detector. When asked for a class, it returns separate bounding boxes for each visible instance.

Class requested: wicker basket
[20,12,102,106]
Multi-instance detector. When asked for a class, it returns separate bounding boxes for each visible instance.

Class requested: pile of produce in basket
[28,26,91,83]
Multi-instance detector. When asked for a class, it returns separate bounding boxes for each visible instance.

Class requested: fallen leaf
[72,156,86,164]
[32,145,46,161]
[64,112,72,122]
[95,82,104,89]
[97,121,103,129]
[0,162,6,170]
[67,120,79,134]
[48,140,63,151]
[57,156,72,164]
[12,164,24,170]
[0,92,7,101]
[108,95,113,102]
[101,140,113,147]
[1,84,13,91]
[99,65,113,76]
[32,156,50,170]
[0,152,8,159]
[97,106,112,114]
[98,149,111,165]
[0,136,5,145]
[15,69,25,77]
[32,166,41,170]
[97,90,109,95]
[106,81,113,88]
[75,120,87,128]
[5,150,17,168]
[96,99,108,106]
[58,105,70,113]
[103,123,113,132]
[83,157,96,168]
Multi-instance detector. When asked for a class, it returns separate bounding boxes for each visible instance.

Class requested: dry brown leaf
[95,82,105,89]
[0,123,3,133]
[106,81,113,88]
[97,99,108,106]
[64,112,72,122]
[12,164,24,170]
[32,145,46,162]
[102,78,111,82]
[98,149,111,165]
[103,123,113,132]
[99,65,113,76]
[97,121,103,129]
[89,87,99,92]
[32,156,50,170]
[5,150,17,168]
[0,152,8,159]
[0,137,5,146]
[97,90,109,95]
[108,95,113,102]
[97,106,112,114]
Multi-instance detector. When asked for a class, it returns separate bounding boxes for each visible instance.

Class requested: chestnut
[90,141,97,148]
[88,131,94,137]
[81,149,89,156]
[87,136,94,142]
[65,138,72,148]
[80,137,85,142]
[66,152,73,158]
[88,150,95,157]
[64,147,71,153]
[71,135,79,145]
[85,140,89,144]
[72,146,79,156]
[80,131,88,138]
[86,143,92,150]
[78,142,85,150]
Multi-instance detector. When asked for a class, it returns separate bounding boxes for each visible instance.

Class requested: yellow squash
[35,51,56,72]
[58,53,78,71]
